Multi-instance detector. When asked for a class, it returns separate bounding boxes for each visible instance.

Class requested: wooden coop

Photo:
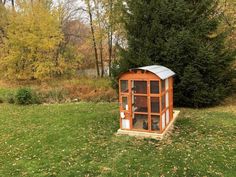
[117,65,178,139]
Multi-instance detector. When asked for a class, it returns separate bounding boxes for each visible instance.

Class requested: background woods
[0,0,124,80]
[0,0,79,80]
[0,0,235,107]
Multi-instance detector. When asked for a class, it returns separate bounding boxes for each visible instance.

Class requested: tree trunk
[99,41,104,77]
[86,0,100,77]
[108,32,112,76]
[108,0,113,77]
[0,0,7,5]
[93,0,104,77]
[11,0,14,9]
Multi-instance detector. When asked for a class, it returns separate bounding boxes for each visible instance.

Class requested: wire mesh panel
[133,96,148,112]
[161,80,165,92]
[133,114,148,130]
[161,94,165,111]
[151,115,160,131]
[151,97,160,113]
[121,80,128,93]
[150,81,159,94]
[133,81,147,94]
[121,97,128,110]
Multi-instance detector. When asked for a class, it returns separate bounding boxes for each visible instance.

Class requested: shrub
[16,88,33,105]
[0,97,3,104]
[31,91,42,104]
[7,93,15,104]
[43,88,68,103]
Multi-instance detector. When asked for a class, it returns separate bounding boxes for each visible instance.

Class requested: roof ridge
[136,65,175,80]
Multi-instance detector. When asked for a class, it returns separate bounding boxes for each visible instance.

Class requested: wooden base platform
[116,110,180,140]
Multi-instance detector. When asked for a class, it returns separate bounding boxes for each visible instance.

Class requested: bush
[16,88,34,105]
[0,97,3,104]
[15,88,42,105]
[15,88,41,105]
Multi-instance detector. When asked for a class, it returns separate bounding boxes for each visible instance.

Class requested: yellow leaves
[33,61,54,80]
[0,1,77,81]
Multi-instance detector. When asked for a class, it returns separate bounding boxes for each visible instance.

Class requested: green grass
[0,88,17,102]
[0,103,235,177]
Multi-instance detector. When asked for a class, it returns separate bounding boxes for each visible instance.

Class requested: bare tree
[0,0,13,7]
[85,0,100,76]
[11,0,14,9]
[107,0,113,76]
[93,0,104,77]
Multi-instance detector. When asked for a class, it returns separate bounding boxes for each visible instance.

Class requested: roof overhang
[129,65,175,80]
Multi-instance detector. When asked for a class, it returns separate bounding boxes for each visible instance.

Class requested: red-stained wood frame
[119,70,174,133]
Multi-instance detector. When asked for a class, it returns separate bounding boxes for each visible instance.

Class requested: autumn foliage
[0,1,80,80]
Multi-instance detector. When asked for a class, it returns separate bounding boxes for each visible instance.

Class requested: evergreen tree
[114,0,235,107]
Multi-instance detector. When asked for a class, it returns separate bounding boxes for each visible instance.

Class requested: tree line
[0,0,125,80]
[0,0,78,80]
[0,0,236,107]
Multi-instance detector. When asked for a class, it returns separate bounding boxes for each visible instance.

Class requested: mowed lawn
[0,103,235,177]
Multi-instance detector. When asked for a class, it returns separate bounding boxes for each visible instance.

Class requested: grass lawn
[0,102,235,177]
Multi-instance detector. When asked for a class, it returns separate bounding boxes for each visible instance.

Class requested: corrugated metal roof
[132,65,175,80]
